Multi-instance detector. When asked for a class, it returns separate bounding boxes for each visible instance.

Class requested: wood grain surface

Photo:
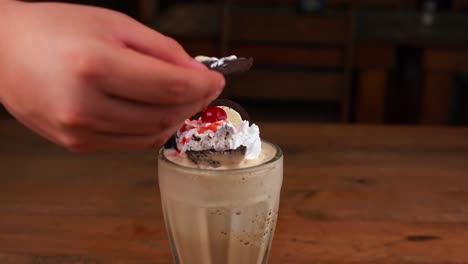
[1,120,468,263]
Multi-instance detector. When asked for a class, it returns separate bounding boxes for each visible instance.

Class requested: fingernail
[214,77,225,99]
[218,75,226,90]
[207,75,225,102]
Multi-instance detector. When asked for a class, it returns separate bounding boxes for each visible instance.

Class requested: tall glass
[158,141,283,264]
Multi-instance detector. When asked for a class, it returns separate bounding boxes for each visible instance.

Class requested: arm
[0,1,224,152]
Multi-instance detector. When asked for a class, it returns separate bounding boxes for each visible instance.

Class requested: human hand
[0,1,224,152]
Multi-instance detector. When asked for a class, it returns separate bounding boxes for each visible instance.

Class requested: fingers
[87,93,213,135]
[70,132,169,153]
[118,17,205,71]
[74,114,184,152]
[99,47,225,105]
[53,117,181,153]
[93,120,183,152]
[48,91,214,152]
[58,132,164,153]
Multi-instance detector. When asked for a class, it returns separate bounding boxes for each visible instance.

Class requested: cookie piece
[186,146,247,168]
[195,55,253,75]
[212,57,253,75]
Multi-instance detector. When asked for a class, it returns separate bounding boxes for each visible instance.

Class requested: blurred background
[2,0,468,125]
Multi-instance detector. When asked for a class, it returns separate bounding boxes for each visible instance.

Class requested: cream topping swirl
[176,118,261,160]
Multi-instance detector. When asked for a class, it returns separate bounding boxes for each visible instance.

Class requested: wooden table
[1,120,468,263]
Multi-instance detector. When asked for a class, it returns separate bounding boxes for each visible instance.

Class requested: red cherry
[201,106,227,123]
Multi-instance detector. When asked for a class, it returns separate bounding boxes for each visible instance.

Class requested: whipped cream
[176,118,261,160]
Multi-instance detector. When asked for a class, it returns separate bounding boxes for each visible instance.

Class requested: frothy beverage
[158,56,283,263]
[159,141,282,264]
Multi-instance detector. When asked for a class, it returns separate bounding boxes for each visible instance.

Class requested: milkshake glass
[158,141,283,264]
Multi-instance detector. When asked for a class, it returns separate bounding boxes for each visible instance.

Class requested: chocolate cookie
[211,57,253,75]
[195,55,254,75]
[186,146,247,168]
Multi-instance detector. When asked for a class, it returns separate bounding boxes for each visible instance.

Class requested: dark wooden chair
[194,0,416,9]
[0,106,9,119]
[156,2,356,121]
[156,4,223,55]
[219,3,356,121]
[327,0,416,9]
[453,73,468,125]
[423,48,468,125]
[453,0,468,12]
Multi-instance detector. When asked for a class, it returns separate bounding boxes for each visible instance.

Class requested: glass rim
[158,140,283,174]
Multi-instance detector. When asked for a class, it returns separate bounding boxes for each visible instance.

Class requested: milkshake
[158,97,283,264]
[159,141,282,264]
